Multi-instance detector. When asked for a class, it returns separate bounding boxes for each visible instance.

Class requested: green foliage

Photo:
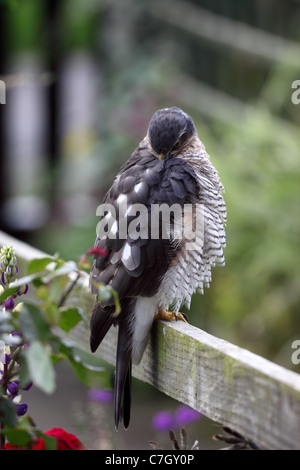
[24,340,56,394]
[2,417,57,450]
[0,397,18,427]
[0,249,114,449]
[59,307,85,332]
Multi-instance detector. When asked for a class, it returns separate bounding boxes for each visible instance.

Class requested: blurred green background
[0,0,300,449]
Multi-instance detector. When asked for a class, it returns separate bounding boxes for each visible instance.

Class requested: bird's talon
[154,308,188,323]
[180,312,189,323]
[176,312,189,323]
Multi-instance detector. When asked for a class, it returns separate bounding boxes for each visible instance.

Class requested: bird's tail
[114,299,136,429]
[90,298,135,429]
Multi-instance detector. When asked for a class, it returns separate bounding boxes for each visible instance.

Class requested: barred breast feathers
[156,136,226,312]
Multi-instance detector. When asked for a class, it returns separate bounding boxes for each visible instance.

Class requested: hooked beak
[158,153,166,160]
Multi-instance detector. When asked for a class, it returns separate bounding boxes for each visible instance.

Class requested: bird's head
[147,107,196,160]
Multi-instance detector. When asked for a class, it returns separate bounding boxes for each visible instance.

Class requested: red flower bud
[86,246,107,258]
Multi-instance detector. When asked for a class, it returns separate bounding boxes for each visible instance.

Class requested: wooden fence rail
[1,230,300,450]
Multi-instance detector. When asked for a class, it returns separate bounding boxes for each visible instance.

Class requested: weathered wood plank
[1,230,300,449]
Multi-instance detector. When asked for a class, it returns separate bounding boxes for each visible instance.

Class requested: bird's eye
[173,139,181,150]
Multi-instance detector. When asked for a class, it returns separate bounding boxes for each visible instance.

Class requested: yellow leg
[154,307,188,323]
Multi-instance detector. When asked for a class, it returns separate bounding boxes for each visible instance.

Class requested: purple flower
[11,266,19,276]
[4,297,14,310]
[7,381,19,396]
[152,406,202,432]
[17,403,28,416]
[88,388,113,403]
[1,271,7,285]
[22,381,33,391]
[5,266,11,276]
[152,411,174,432]
[4,297,14,309]
[11,330,23,338]
[174,405,202,427]
[0,353,11,365]
[17,284,29,296]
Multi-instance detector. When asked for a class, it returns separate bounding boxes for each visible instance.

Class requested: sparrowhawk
[89,107,226,429]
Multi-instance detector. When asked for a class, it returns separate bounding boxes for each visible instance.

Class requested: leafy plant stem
[57,272,81,309]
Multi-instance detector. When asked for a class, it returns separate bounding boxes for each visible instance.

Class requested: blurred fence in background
[0,0,300,368]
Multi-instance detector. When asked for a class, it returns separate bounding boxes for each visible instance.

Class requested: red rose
[3,427,84,450]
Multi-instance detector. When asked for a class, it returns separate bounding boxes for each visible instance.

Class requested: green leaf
[19,303,51,341]
[35,430,57,450]
[35,284,50,300]
[44,301,61,326]
[48,276,68,302]
[59,307,84,332]
[50,351,65,365]
[31,277,46,288]
[25,340,56,394]
[2,418,52,449]
[2,427,33,448]
[59,341,110,388]
[18,353,31,390]
[26,257,55,275]
[0,396,18,427]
